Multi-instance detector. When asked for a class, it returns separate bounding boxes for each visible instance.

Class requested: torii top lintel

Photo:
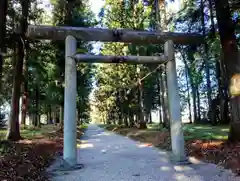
[26,25,204,45]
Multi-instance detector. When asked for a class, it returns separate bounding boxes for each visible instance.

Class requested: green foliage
[93,0,162,125]
[29,0,96,122]
[1,0,96,125]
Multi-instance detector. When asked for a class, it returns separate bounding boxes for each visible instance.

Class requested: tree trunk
[185,66,192,123]
[200,0,212,109]
[77,107,80,125]
[208,0,230,124]
[60,104,64,127]
[214,0,240,141]
[128,110,134,127]
[21,46,29,127]
[0,0,8,87]
[216,58,230,124]
[49,105,52,122]
[157,71,163,124]
[192,85,198,123]
[6,43,23,140]
[7,0,29,141]
[20,92,27,126]
[196,85,201,121]
[34,83,40,127]
[124,114,128,127]
[47,110,50,123]
[149,112,152,124]
[138,79,146,129]
[159,68,170,129]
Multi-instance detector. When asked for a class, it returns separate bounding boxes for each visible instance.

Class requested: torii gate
[27,25,203,168]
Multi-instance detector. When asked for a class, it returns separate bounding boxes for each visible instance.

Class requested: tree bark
[157,71,163,124]
[191,84,198,123]
[7,0,30,140]
[200,0,212,109]
[149,112,152,124]
[208,0,230,124]
[20,92,27,126]
[128,110,134,127]
[21,45,29,127]
[138,79,146,129]
[196,85,201,121]
[124,114,128,127]
[0,0,8,88]
[214,0,240,141]
[60,104,64,127]
[34,83,40,127]
[7,42,23,140]
[185,66,192,123]
[159,67,170,129]
[47,105,52,123]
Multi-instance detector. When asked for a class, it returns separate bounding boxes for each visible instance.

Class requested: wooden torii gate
[27,25,204,168]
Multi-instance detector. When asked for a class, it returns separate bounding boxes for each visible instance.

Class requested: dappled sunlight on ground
[137,143,153,148]
[174,173,197,181]
[160,166,172,171]
[77,143,94,149]
[160,157,169,163]
[80,140,88,143]
[173,165,194,172]
[19,138,56,145]
[158,150,168,155]
[92,132,112,137]
[188,157,203,164]
[221,128,229,132]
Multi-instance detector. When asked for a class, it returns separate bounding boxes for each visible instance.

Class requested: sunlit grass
[100,122,229,141]
[183,124,229,140]
[0,125,57,140]
[79,124,88,129]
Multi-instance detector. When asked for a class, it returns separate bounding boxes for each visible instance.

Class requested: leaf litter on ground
[0,126,63,181]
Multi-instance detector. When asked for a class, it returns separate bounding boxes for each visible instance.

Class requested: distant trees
[1,0,95,140]
[93,0,240,142]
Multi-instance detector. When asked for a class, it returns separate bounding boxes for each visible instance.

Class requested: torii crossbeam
[27,25,204,45]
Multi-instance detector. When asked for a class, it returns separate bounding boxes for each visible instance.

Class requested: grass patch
[0,127,45,140]
[100,123,229,141]
[79,124,88,129]
[183,124,229,140]
[77,124,88,138]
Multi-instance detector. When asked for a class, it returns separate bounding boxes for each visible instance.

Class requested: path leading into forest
[50,124,240,181]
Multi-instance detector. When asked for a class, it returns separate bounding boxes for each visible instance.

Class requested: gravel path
[50,124,240,181]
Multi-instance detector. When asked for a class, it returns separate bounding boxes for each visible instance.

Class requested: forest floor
[0,124,85,181]
[100,123,240,175]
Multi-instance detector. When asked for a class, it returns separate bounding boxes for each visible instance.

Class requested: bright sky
[40,0,180,20]
[89,0,105,15]
[40,0,105,17]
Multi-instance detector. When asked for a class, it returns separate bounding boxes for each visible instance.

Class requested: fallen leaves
[0,127,63,181]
